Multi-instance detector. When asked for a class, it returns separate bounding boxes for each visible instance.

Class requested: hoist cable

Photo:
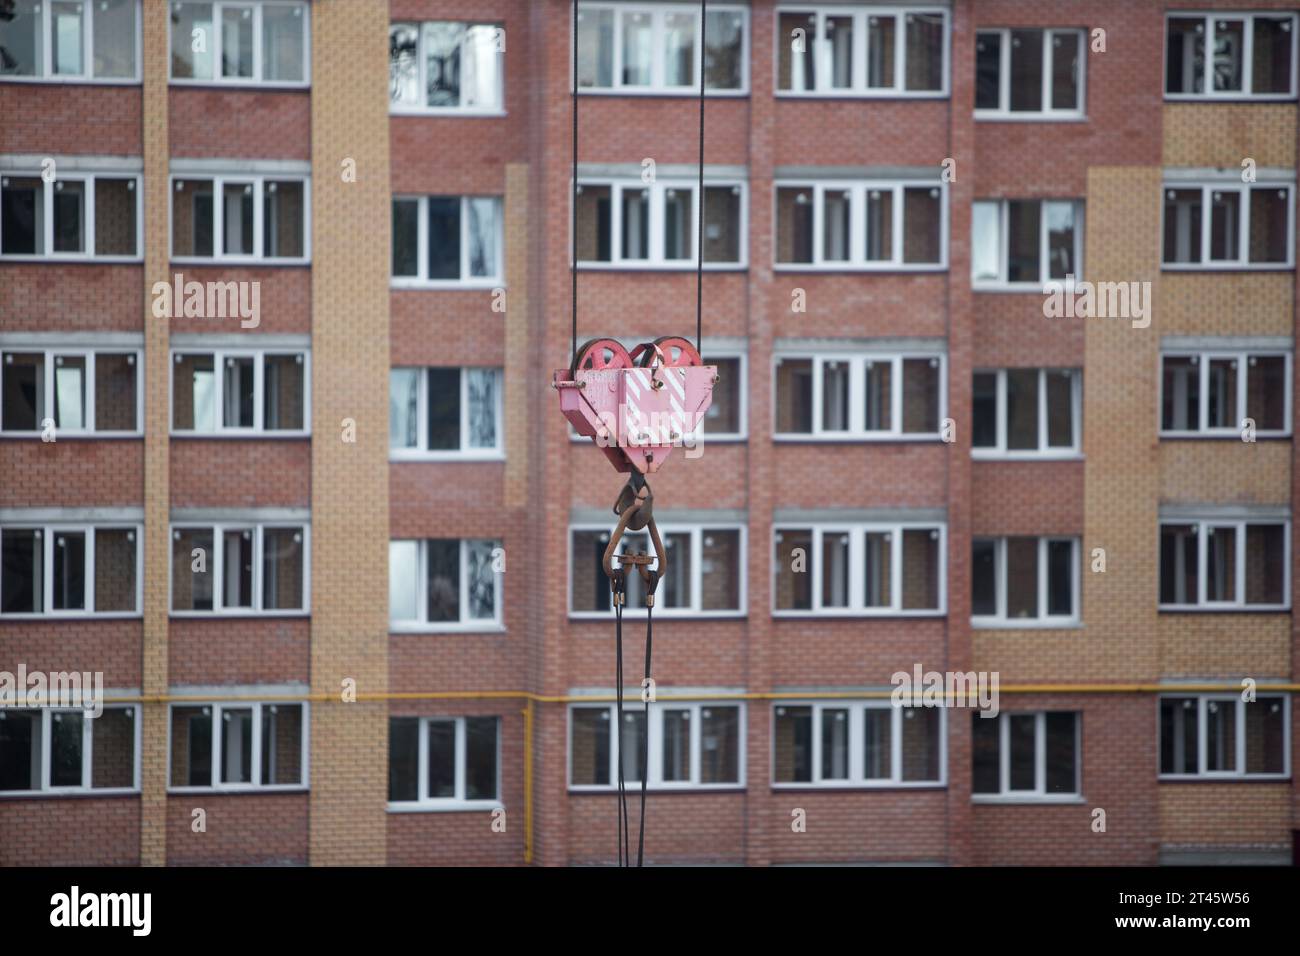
[615,593,628,866]
[695,0,706,355]
[636,581,655,867]
[571,0,580,363]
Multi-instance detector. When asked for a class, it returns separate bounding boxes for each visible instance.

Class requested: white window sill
[972,794,1085,805]
[166,785,309,795]
[0,255,143,265]
[971,618,1081,630]
[770,780,945,791]
[972,282,1063,294]
[773,263,947,274]
[973,111,1087,123]
[169,80,311,91]
[774,90,948,101]
[390,279,504,291]
[390,107,507,118]
[1159,431,1291,440]
[389,450,505,463]
[576,261,747,272]
[772,609,945,619]
[0,75,142,86]
[171,431,310,440]
[578,87,748,98]
[170,610,309,619]
[0,612,141,621]
[1164,93,1298,103]
[387,800,503,813]
[171,256,311,268]
[1158,774,1291,783]
[1,432,144,440]
[389,622,506,635]
[569,610,745,621]
[1161,262,1294,273]
[0,788,141,799]
[1158,605,1291,613]
[972,451,1083,461]
[773,433,942,443]
[568,785,743,794]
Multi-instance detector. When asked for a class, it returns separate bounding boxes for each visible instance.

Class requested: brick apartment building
[0,0,1297,866]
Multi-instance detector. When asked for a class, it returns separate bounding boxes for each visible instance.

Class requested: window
[576,3,748,94]
[972,711,1079,799]
[170,522,308,614]
[389,21,503,112]
[168,702,306,790]
[971,537,1079,625]
[389,538,502,630]
[1162,182,1293,268]
[389,715,500,808]
[0,0,139,82]
[774,352,945,439]
[775,181,945,268]
[774,522,946,615]
[391,195,502,284]
[1165,13,1297,99]
[570,524,744,617]
[0,523,140,616]
[971,199,1082,288]
[576,180,746,268]
[169,1,308,85]
[1160,695,1289,778]
[700,352,746,439]
[569,702,743,789]
[775,6,948,96]
[974,29,1084,117]
[0,706,139,794]
[1161,351,1291,436]
[972,368,1081,456]
[390,367,502,459]
[1,349,140,435]
[0,170,141,259]
[773,701,943,786]
[170,349,308,434]
[1158,519,1289,609]
[170,174,309,262]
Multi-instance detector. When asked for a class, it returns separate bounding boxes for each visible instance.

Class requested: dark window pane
[863,708,891,779]
[704,10,743,90]
[901,529,939,610]
[1212,18,1244,92]
[95,178,137,255]
[663,186,692,261]
[171,528,213,611]
[219,707,252,784]
[663,709,690,782]
[1045,202,1076,280]
[703,186,741,263]
[2,352,44,430]
[820,708,849,779]
[1249,187,1288,263]
[1051,32,1080,109]
[95,352,137,431]
[571,709,610,786]
[262,528,304,611]
[864,531,891,608]
[1,528,42,614]
[1008,714,1036,790]
[94,529,135,613]
[1159,524,1199,605]
[170,706,211,788]
[1009,30,1042,111]
[821,360,850,431]
[1207,358,1237,429]
[971,539,997,616]
[427,368,461,450]
[1006,368,1038,450]
[1245,524,1285,605]
[1163,188,1202,264]
[426,539,460,622]
[263,354,304,431]
[1247,355,1286,430]
[1208,189,1240,261]
[428,721,455,797]
[974,33,1001,109]
[1253,17,1293,94]
[776,358,812,433]
[1159,698,1198,775]
[571,530,611,613]
[1,178,43,255]
[91,708,134,789]
[52,530,85,611]
[1046,370,1075,447]
[1005,537,1038,619]
[972,713,999,793]
[1206,526,1235,602]
[1166,17,1205,94]
[1245,697,1286,774]
[1046,540,1074,616]
[389,717,418,801]
[1162,356,1200,430]
[465,717,498,799]
[700,706,739,783]
[428,197,461,279]
[262,180,303,258]
[1204,699,1235,772]
[902,187,941,264]
[776,187,813,263]
[972,372,997,447]
[903,12,943,91]
[52,179,85,253]
[864,359,892,430]
[775,528,812,611]
[900,707,939,781]
[703,357,740,434]
[260,704,302,786]
[822,189,850,262]
[576,185,611,262]
[774,706,812,782]
[700,529,740,611]
[0,711,40,791]
[50,711,83,787]
[1006,200,1040,282]
[392,200,419,276]
[1044,712,1077,793]
[902,358,939,433]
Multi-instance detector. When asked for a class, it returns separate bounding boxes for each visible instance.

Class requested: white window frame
[1159,350,1293,438]
[567,522,747,619]
[390,194,503,287]
[1163,12,1299,101]
[168,348,310,436]
[971,536,1081,628]
[772,522,948,617]
[388,20,505,116]
[773,180,949,271]
[0,705,142,796]
[167,0,311,88]
[0,0,142,84]
[165,701,309,793]
[167,172,311,264]
[773,5,951,98]
[574,179,748,270]
[0,170,143,262]
[1157,518,1291,611]
[0,347,143,436]
[0,522,143,618]
[575,2,751,96]
[972,368,1082,459]
[388,538,504,632]
[387,715,502,811]
[772,351,948,441]
[389,366,504,461]
[770,700,947,788]
[1160,182,1295,270]
[567,701,747,791]
[974,28,1086,119]
[971,711,1082,802]
[1159,694,1291,780]
[168,522,310,616]
[971,198,1084,290]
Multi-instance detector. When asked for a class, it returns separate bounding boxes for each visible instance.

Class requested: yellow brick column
[308,0,392,865]
[139,0,171,868]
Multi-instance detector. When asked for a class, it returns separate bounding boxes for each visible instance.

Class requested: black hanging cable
[695,0,706,354]
[615,590,627,866]
[636,574,656,867]
[571,0,580,363]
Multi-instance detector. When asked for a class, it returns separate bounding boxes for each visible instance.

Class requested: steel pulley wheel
[632,336,701,368]
[571,338,633,378]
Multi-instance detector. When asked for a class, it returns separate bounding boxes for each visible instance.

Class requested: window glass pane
[219,707,253,784]
[1006,200,1040,282]
[576,184,611,261]
[972,713,998,792]
[1161,356,1199,431]
[50,711,83,787]
[700,706,739,783]
[428,197,461,279]
[621,186,649,260]
[1046,540,1074,616]
[1163,188,1202,263]
[1046,370,1074,447]
[427,721,455,797]
[1245,524,1285,605]
[389,540,419,621]
[1247,355,1286,431]
[426,539,460,622]
[388,717,418,800]
[263,353,304,430]
[863,359,892,430]
[824,16,852,89]
[0,711,40,790]
[571,530,611,614]
[49,1,86,76]
[865,188,893,261]
[1009,30,1042,111]
[774,706,812,782]
[864,531,891,608]
[1159,698,1198,775]
[704,10,743,89]
[54,355,86,430]
[52,530,85,611]
[901,707,939,781]
[52,179,86,252]
[173,353,215,431]
[775,529,812,611]
[389,368,419,449]
[571,709,610,785]
[775,358,812,433]
[903,12,944,91]
[1208,189,1240,261]
[700,529,739,611]
[822,189,850,262]
[95,178,137,256]
[170,2,213,79]
[703,185,740,263]
[1051,32,1080,109]
[1,177,44,255]
[901,528,939,610]
[820,531,850,608]
[1008,713,1036,790]
[1005,368,1038,450]
[902,187,941,264]
[970,201,999,282]
[576,8,613,88]
[1205,525,1235,602]
[95,528,136,612]
[663,187,692,261]
[776,188,813,263]
[821,360,850,431]
[863,709,891,779]
[1159,524,1199,605]
[1212,18,1244,92]
[663,709,691,781]
[170,706,211,787]
[972,372,997,447]
[971,538,997,616]
[1249,187,1288,263]
[422,22,462,107]
[1005,537,1038,618]
[663,11,695,86]
[91,708,134,788]
[220,5,254,78]
[222,528,253,608]
[172,179,213,258]
[465,539,497,621]
[974,33,1000,109]
[465,717,498,799]
[262,528,303,611]
[392,199,419,276]
[171,528,213,611]
[777,12,815,91]
[1,528,43,614]
[619,710,646,784]
[466,368,498,449]
[621,10,652,86]
[263,180,303,258]
[427,367,461,450]
[1044,202,1075,280]
[1166,17,1205,94]
[703,357,740,434]
[820,708,849,780]
[1044,713,1076,792]
[260,703,302,785]
[2,352,44,430]
[659,531,691,609]
[1204,699,1236,772]
[0,1,44,76]
[463,24,501,108]
[222,355,254,428]
[901,358,939,433]
[867,14,895,88]
[1245,698,1285,774]
[389,23,419,105]
[262,2,304,82]
[467,197,498,277]
[222,182,254,255]
[1207,357,1237,429]
[1253,17,1293,94]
